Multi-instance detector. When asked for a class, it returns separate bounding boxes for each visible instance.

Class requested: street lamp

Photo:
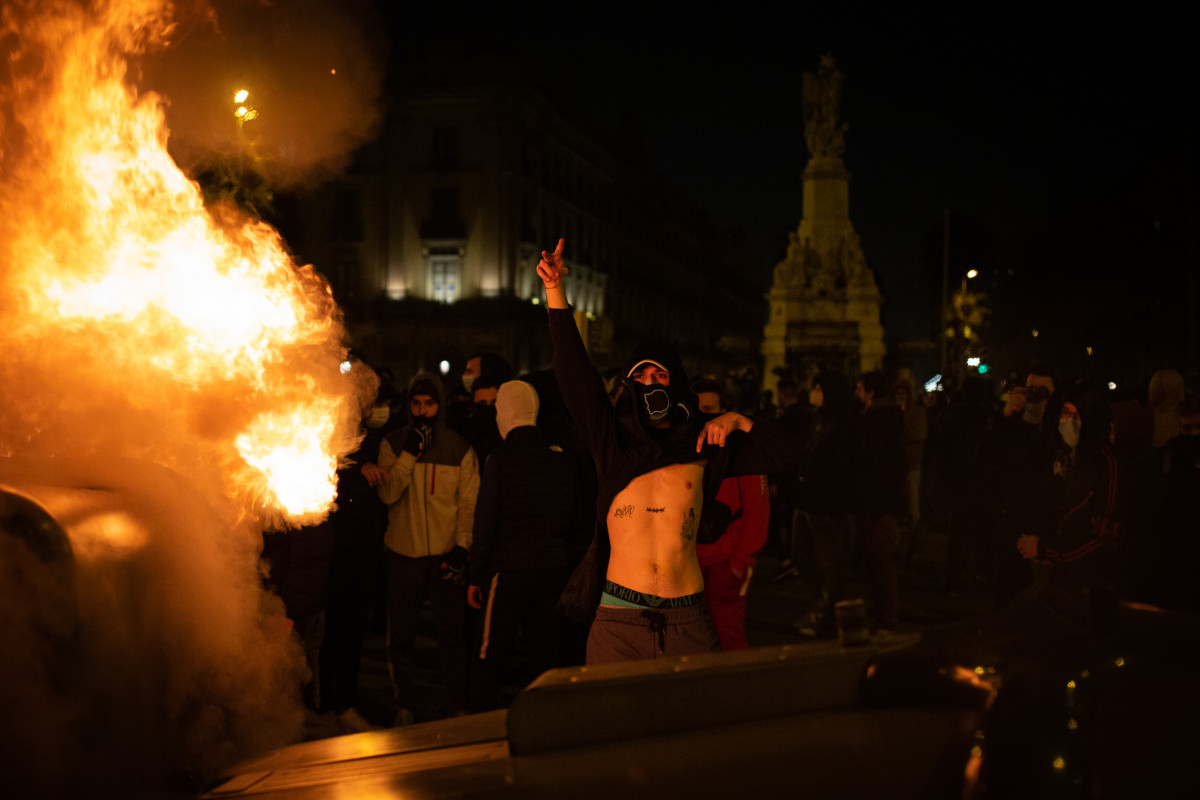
[233,88,258,129]
[953,269,981,386]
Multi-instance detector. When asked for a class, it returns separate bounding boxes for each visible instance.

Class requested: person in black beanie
[377,372,479,722]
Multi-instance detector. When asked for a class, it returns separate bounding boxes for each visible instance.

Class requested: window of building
[430,255,460,304]
[425,243,464,304]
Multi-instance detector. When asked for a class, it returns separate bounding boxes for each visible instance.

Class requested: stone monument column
[762,55,885,393]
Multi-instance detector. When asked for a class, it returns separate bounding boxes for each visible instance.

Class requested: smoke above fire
[0,0,384,795]
[142,0,388,188]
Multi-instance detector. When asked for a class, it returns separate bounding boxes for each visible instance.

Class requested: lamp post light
[953,269,981,387]
[233,88,258,130]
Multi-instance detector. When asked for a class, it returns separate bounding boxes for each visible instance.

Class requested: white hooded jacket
[377,372,479,557]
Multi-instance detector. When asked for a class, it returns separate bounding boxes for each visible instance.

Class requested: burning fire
[0,0,363,526]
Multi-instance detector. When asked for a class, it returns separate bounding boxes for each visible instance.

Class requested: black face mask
[632,383,671,428]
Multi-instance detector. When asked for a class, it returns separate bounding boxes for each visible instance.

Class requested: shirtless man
[538,239,798,663]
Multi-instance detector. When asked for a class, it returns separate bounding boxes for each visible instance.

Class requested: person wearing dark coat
[853,371,906,631]
[466,381,585,710]
[316,380,396,730]
[1127,395,1200,612]
[793,371,860,637]
[938,377,997,595]
[978,368,1055,608]
[1017,383,1123,629]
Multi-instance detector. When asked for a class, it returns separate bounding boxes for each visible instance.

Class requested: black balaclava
[631,381,672,427]
[623,340,696,429]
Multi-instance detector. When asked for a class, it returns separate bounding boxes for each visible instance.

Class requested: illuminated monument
[761,55,885,388]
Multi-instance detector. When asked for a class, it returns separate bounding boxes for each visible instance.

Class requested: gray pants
[586,604,719,664]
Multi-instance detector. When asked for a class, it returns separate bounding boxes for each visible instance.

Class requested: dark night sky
[384,3,1199,383]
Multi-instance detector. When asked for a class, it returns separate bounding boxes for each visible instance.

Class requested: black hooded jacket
[797,372,860,515]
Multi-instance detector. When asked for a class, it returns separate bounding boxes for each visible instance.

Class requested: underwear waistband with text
[600,580,705,610]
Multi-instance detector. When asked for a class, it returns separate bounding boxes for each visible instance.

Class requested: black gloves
[440,546,468,584]
[402,423,433,456]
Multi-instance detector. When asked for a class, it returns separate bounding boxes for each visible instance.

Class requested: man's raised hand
[537,238,567,288]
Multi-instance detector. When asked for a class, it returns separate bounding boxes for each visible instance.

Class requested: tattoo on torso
[646,507,665,513]
[613,504,636,519]
[681,508,696,542]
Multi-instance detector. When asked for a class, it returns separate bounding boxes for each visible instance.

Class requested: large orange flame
[0,0,363,527]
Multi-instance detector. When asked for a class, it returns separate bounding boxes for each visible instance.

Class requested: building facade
[288,58,767,389]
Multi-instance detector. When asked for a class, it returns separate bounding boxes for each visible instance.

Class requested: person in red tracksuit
[693,380,770,650]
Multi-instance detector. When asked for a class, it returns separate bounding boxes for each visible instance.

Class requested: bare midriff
[604,461,706,600]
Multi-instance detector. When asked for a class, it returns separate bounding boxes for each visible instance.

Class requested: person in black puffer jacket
[466,381,586,710]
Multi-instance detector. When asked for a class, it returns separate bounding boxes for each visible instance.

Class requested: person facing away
[692,379,771,650]
[466,380,582,710]
[793,370,860,638]
[979,365,1056,608]
[937,376,996,595]
[537,238,800,664]
[891,373,927,537]
[852,370,906,631]
[376,372,479,722]
[1127,394,1200,612]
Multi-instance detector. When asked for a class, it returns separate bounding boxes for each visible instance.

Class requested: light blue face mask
[1059,417,1081,448]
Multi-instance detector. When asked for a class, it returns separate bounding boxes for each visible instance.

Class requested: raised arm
[537,238,621,475]
[537,238,568,309]
[376,435,417,505]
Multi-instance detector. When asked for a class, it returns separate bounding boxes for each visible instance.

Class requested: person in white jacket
[377,372,479,722]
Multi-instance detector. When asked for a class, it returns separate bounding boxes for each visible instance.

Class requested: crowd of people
[258,238,1200,736]
[771,362,1199,639]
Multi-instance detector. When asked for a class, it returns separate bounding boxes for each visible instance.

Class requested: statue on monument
[802,53,848,160]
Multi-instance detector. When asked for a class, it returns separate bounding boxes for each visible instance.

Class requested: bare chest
[607,462,705,530]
